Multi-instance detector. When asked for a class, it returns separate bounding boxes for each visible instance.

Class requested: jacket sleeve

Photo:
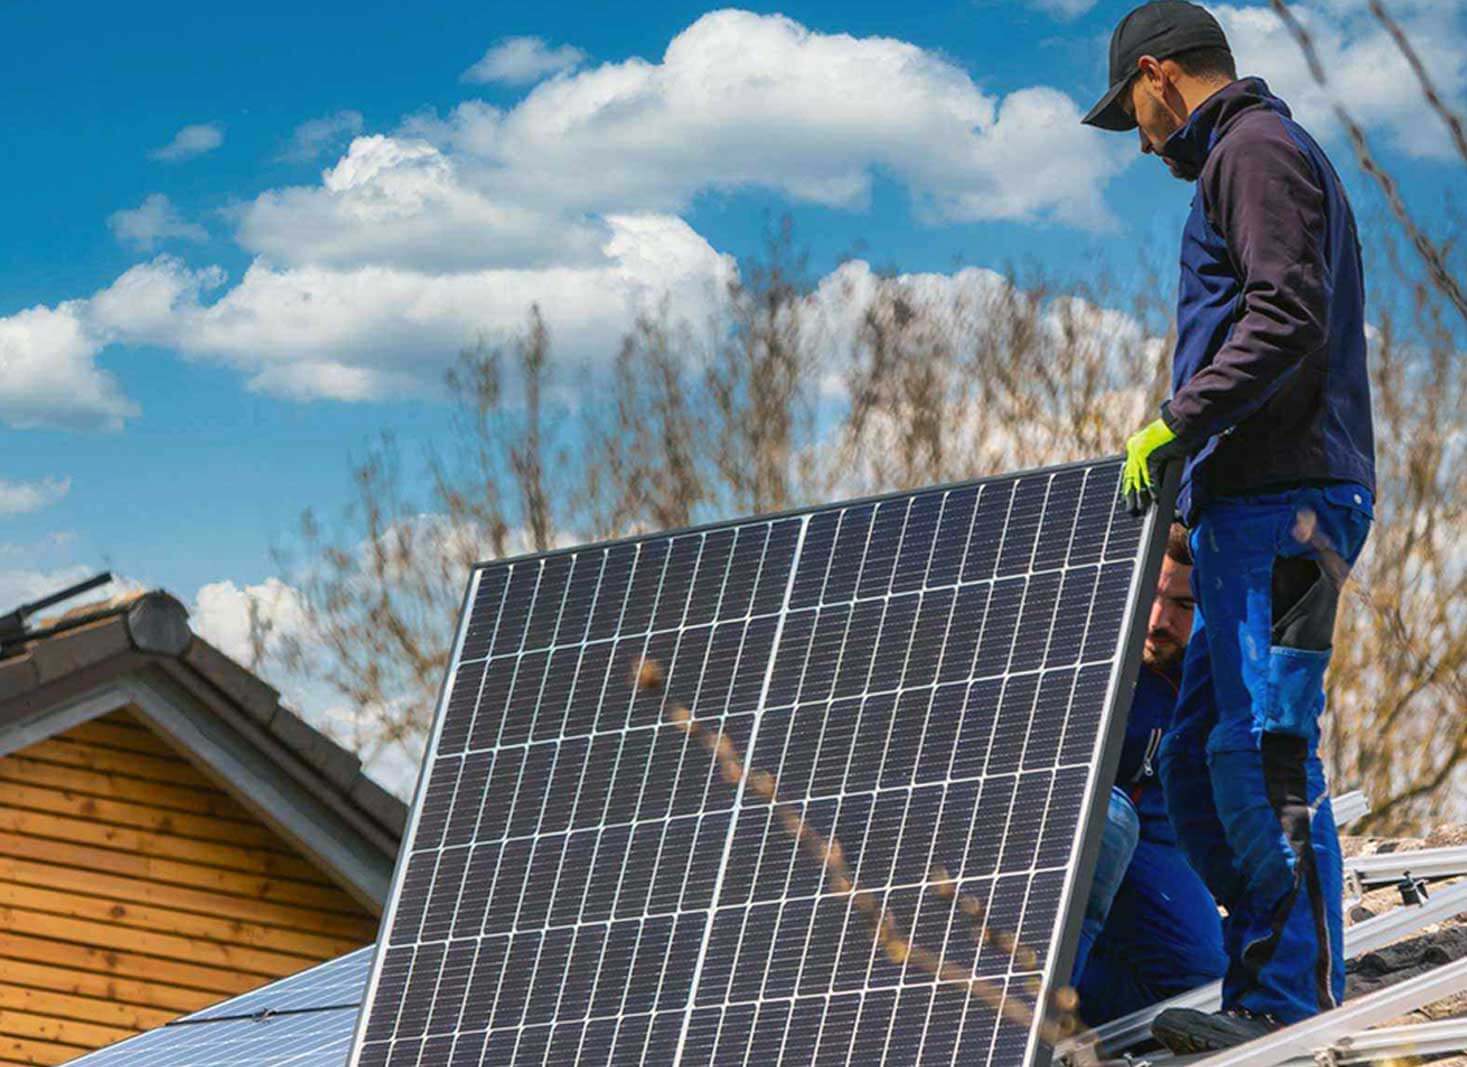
[1162,118,1330,445]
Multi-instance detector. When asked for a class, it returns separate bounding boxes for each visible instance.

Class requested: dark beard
[1143,637,1185,673]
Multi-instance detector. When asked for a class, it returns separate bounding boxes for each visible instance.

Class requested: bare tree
[276,6,1464,825]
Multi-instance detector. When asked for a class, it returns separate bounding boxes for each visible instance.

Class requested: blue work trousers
[1157,484,1372,1023]
[1071,788,1140,985]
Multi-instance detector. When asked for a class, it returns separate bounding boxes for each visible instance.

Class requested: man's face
[1123,60,1195,181]
[1143,555,1194,672]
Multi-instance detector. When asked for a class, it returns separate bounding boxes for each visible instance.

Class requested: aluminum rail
[1331,790,1370,828]
[1055,876,1467,1062]
[1192,955,1467,1067]
[1296,1017,1467,1063]
[1346,844,1467,887]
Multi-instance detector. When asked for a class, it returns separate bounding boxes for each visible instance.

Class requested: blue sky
[4,0,1463,691]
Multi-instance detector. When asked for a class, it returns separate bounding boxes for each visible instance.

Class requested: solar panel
[72,947,373,1066]
[350,457,1164,1066]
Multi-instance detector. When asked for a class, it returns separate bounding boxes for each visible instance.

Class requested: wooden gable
[0,709,380,1065]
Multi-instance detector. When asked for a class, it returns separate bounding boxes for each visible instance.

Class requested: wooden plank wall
[0,709,380,1065]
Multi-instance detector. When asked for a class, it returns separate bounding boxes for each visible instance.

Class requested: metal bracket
[1191,955,1467,1067]
[1056,876,1467,1061]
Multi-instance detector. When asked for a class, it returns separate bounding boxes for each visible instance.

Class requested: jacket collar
[1162,76,1290,175]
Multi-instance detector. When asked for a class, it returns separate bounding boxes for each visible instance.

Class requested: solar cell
[71,947,373,1066]
[351,457,1164,1066]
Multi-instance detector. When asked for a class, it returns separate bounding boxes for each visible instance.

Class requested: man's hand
[1122,418,1186,515]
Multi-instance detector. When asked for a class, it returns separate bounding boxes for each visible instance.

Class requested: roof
[67,947,373,1065]
[0,588,407,910]
[1342,824,1467,1058]
[68,826,1467,1066]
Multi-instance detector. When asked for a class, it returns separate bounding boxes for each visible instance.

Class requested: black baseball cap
[1082,0,1231,131]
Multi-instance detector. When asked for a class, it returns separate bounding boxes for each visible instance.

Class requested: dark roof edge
[0,591,407,845]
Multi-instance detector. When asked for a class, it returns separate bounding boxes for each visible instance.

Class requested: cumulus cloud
[280,109,365,162]
[192,577,308,667]
[1027,0,1100,18]
[1,215,733,403]
[149,122,224,162]
[0,299,140,430]
[418,11,1128,229]
[108,194,207,251]
[0,566,95,611]
[237,135,607,271]
[1215,0,1467,160]
[0,477,71,516]
[8,11,1143,423]
[462,36,587,85]
[0,567,139,614]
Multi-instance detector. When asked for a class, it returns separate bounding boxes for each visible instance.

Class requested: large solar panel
[350,457,1165,1066]
[72,947,372,1066]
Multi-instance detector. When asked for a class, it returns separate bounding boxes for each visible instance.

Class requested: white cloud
[0,300,140,430]
[1027,0,1100,18]
[0,568,139,614]
[0,477,71,516]
[420,10,1127,229]
[149,122,224,162]
[192,577,308,667]
[108,194,207,251]
[237,135,607,271]
[1214,0,1467,160]
[280,110,365,162]
[0,566,95,611]
[1,215,733,404]
[461,36,587,85]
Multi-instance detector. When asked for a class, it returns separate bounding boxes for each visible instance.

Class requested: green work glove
[1121,418,1186,516]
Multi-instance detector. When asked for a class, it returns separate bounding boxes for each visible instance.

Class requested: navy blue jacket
[1159,79,1375,522]
[1117,663,1178,842]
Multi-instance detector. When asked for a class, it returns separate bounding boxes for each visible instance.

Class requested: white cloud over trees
[4,4,1462,429]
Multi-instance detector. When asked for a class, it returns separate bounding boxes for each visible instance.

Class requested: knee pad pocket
[1271,557,1339,651]
[1266,557,1337,738]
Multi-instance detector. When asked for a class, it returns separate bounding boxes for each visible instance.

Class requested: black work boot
[1151,1007,1283,1054]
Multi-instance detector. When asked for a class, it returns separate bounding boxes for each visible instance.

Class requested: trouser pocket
[1264,557,1338,738]
[1263,646,1330,738]
[1271,556,1340,651]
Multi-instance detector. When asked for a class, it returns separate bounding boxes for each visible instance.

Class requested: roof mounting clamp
[1396,872,1429,907]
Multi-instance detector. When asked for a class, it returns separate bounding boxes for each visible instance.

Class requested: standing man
[1072,525,1226,1025]
[1082,1,1375,1053]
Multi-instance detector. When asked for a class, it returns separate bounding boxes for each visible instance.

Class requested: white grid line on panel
[761,499,893,1066]
[872,520,976,1067]
[620,525,786,1061]
[974,472,1061,1056]
[572,534,733,1063]
[520,539,682,1065]
[670,517,810,1066]
[357,460,1141,1067]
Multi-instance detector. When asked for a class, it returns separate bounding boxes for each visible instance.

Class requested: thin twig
[1369,0,1467,165]
[1269,0,1467,327]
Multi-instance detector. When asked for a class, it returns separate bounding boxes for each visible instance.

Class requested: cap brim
[1082,78,1137,131]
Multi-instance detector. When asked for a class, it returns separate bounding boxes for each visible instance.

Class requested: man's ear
[1134,55,1167,98]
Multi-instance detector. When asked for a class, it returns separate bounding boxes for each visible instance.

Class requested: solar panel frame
[348,456,1174,1067]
